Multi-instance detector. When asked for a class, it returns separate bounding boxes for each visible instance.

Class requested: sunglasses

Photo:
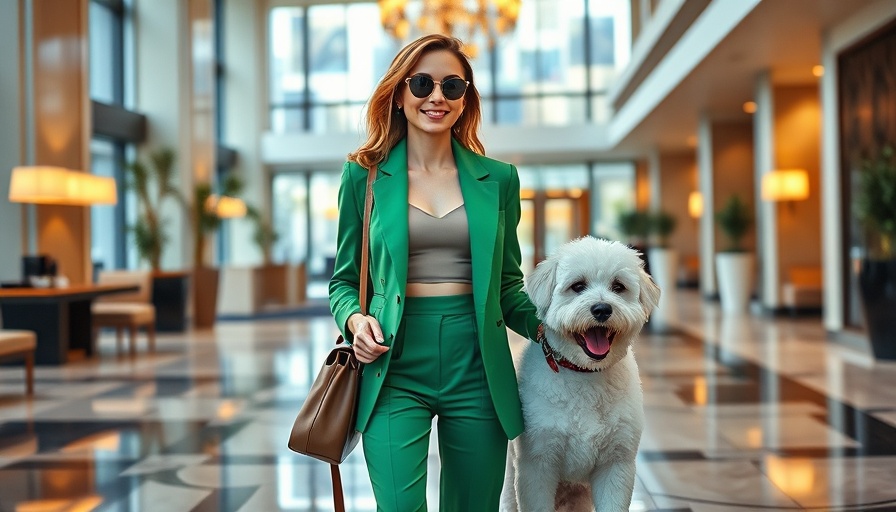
[404,75,470,100]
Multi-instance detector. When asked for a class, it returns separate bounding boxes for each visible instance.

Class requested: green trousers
[362,294,508,512]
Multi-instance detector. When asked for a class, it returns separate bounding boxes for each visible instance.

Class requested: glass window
[89,0,129,273]
[272,173,309,267]
[266,0,631,130]
[271,107,304,134]
[591,162,636,240]
[541,95,587,125]
[271,171,341,278]
[270,7,305,108]
[90,139,120,274]
[89,2,118,103]
[309,172,341,277]
[588,0,630,91]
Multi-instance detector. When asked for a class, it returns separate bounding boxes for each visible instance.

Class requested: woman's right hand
[347,313,390,363]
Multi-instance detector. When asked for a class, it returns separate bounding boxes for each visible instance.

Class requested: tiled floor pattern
[1,289,895,511]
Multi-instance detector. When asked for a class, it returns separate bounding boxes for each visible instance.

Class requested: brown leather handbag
[287,165,377,512]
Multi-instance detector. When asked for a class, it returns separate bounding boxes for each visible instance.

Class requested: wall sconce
[762,169,809,211]
[9,166,117,206]
[688,191,703,219]
[205,194,247,218]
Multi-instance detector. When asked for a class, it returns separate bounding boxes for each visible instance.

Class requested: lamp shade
[206,194,247,218]
[9,166,117,205]
[762,169,809,202]
[688,191,703,219]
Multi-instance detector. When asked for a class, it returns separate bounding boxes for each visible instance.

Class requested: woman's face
[397,50,467,138]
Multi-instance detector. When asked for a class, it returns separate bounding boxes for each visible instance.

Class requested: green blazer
[329,137,540,439]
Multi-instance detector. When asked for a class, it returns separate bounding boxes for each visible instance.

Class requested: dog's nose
[591,303,612,322]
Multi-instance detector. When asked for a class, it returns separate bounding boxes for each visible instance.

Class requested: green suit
[329,137,540,440]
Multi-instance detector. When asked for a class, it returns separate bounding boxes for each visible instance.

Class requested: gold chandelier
[379,0,522,58]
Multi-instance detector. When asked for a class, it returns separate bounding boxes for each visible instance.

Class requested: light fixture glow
[9,166,117,206]
[688,191,703,219]
[379,0,521,57]
[206,194,247,218]
[743,101,757,114]
[812,65,824,77]
[762,169,809,202]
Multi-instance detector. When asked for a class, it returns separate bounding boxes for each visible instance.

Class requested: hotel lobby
[2,0,896,510]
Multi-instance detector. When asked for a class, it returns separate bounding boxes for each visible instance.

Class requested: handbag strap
[330,163,377,512]
[331,464,345,511]
[359,164,377,315]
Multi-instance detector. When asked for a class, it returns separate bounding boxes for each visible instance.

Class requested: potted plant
[855,145,896,360]
[617,209,652,274]
[126,148,178,272]
[185,174,245,328]
[126,147,190,332]
[246,205,279,267]
[714,195,754,313]
[646,210,678,331]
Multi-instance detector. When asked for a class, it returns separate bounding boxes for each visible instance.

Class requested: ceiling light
[379,0,521,58]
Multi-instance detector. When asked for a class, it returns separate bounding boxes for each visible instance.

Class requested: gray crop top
[407,204,473,284]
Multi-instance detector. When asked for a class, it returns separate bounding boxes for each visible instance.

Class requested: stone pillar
[0,0,24,281]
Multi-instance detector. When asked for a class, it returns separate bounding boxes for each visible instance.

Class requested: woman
[329,34,541,511]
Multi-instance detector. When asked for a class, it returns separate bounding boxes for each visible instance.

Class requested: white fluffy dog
[501,236,660,512]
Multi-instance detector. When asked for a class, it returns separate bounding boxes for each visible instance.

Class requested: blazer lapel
[372,139,409,292]
[454,139,498,320]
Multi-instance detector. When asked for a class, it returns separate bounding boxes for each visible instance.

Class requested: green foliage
[246,205,280,265]
[855,145,896,259]
[649,210,677,247]
[190,173,245,268]
[617,209,651,243]
[715,195,752,252]
[126,148,179,271]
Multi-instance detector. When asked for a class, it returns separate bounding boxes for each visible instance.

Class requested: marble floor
[1,288,896,511]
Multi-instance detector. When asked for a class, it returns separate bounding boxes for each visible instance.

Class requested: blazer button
[396,295,401,304]
[496,319,504,327]
[377,371,381,377]
[380,278,385,285]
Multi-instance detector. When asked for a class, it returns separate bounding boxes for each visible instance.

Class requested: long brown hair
[348,34,484,169]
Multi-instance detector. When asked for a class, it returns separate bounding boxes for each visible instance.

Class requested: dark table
[0,284,138,365]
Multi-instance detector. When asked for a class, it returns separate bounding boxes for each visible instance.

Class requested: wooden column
[29,0,92,285]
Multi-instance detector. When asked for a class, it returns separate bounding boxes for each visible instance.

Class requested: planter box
[647,248,678,331]
[218,263,308,316]
[859,259,896,360]
[151,271,190,332]
[193,267,219,329]
[715,252,754,314]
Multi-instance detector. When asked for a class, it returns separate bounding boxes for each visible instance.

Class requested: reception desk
[0,284,137,365]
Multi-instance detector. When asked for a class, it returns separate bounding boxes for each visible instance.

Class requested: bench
[0,330,36,394]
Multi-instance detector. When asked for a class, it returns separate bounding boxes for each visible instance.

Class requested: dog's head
[525,236,660,371]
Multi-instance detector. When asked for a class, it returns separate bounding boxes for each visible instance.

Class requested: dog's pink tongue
[583,327,612,357]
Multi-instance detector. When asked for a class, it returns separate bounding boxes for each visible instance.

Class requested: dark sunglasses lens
[441,78,467,100]
[408,76,434,98]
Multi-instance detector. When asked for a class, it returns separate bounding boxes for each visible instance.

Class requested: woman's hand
[348,313,390,363]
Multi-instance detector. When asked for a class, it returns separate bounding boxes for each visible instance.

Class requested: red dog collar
[537,324,600,373]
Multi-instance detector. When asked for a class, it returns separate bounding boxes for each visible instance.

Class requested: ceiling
[610,0,880,156]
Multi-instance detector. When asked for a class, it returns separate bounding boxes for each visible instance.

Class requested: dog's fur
[501,236,660,512]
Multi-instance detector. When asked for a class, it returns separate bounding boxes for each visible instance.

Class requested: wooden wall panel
[31,0,91,285]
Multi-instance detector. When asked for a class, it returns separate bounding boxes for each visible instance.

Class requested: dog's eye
[611,279,626,293]
[570,281,587,293]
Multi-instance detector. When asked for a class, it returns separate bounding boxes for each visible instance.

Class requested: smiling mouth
[574,326,616,360]
[422,110,448,119]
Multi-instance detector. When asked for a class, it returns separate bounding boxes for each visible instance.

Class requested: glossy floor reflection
[1,289,896,511]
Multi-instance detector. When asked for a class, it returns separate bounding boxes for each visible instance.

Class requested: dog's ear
[638,268,661,318]
[525,256,558,315]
